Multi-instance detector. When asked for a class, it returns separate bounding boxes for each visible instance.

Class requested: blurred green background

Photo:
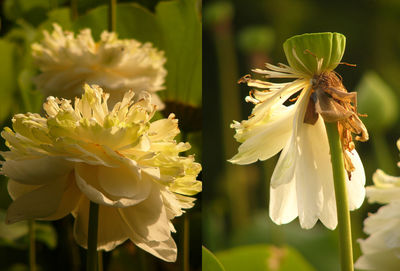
[0,0,201,270]
[203,0,400,270]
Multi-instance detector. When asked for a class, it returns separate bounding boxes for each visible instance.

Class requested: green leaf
[155,0,202,106]
[0,210,57,249]
[0,39,17,124]
[18,69,43,113]
[283,32,346,76]
[357,71,398,131]
[202,246,226,271]
[3,0,50,26]
[72,3,161,47]
[38,8,73,32]
[216,245,316,271]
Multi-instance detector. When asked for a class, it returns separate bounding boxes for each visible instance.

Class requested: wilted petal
[229,104,295,165]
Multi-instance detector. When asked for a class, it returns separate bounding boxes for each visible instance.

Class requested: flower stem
[108,0,116,32]
[87,201,99,271]
[71,0,78,20]
[28,219,36,271]
[325,122,354,271]
[183,214,190,271]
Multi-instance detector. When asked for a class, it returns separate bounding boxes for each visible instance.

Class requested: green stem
[87,202,99,271]
[108,0,117,32]
[28,220,36,271]
[325,122,354,271]
[183,214,190,271]
[71,0,78,20]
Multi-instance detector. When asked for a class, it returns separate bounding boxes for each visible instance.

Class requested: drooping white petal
[229,104,295,165]
[294,118,331,229]
[271,84,311,188]
[119,185,171,242]
[2,157,73,185]
[269,178,298,225]
[6,174,70,223]
[73,197,128,251]
[345,150,366,210]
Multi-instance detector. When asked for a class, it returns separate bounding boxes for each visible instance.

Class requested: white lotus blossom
[0,84,201,262]
[32,24,167,109]
[355,140,400,271]
[230,33,368,229]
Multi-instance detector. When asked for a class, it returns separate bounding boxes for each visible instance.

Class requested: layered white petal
[75,163,151,207]
[119,185,171,242]
[73,197,128,251]
[367,169,400,204]
[6,174,70,223]
[355,202,400,271]
[2,157,73,185]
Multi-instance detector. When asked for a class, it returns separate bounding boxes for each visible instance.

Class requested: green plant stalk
[183,214,190,271]
[87,202,99,271]
[180,131,190,271]
[325,122,354,271]
[71,0,78,20]
[108,0,117,32]
[28,219,36,271]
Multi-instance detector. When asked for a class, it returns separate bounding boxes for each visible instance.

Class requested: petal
[73,197,128,251]
[119,184,171,242]
[270,85,311,188]
[75,163,150,207]
[294,118,329,229]
[355,248,400,271]
[6,174,70,223]
[363,201,400,235]
[42,176,82,221]
[345,150,366,210]
[2,157,73,185]
[367,170,400,204]
[269,179,298,225]
[7,180,39,200]
[229,104,295,165]
[98,165,151,200]
[148,116,179,141]
[133,236,177,262]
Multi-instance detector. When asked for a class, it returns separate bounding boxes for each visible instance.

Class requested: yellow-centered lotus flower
[32,24,167,109]
[0,85,201,262]
[230,33,368,229]
[355,139,400,271]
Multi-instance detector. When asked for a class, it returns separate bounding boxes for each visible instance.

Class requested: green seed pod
[283,32,346,76]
